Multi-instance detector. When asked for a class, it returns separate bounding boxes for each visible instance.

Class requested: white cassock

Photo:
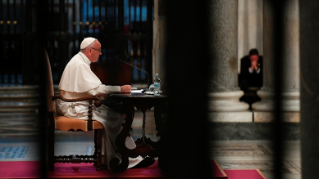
[56,51,143,169]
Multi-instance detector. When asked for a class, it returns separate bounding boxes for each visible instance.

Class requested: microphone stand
[111,57,150,88]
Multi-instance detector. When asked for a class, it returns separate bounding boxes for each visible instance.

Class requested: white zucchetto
[80,37,96,50]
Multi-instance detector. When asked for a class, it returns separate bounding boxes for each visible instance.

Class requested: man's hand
[249,54,259,71]
[250,60,258,71]
[120,85,131,93]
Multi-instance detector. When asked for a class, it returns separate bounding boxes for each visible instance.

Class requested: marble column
[208,0,250,122]
[252,0,300,122]
[238,0,263,73]
[152,0,167,92]
[300,1,319,178]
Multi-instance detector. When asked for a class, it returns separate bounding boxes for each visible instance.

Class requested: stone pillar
[252,0,300,122]
[238,0,263,73]
[152,0,167,92]
[300,1,319,178]
[209,0,250,122]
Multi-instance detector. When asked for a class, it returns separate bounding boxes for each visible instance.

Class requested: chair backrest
[44,49,55,112]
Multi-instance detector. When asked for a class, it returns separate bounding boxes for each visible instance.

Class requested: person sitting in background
[239,49,263,109]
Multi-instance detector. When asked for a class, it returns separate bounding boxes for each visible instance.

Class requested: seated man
[239,49,263,109]
[56,37,154,169]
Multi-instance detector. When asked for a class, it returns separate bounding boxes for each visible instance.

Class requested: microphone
[111,57,150,87]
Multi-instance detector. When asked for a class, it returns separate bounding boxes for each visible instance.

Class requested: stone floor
[212,140,301,179]
[0,110,301,179]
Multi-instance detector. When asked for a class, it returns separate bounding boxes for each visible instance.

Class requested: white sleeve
[248,67,261,74]
[256,68,261,74]
[87,84,121,96]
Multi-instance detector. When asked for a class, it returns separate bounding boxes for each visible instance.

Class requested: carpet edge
[213,159,227,178]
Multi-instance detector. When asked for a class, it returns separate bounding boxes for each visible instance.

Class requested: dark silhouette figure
[238,49,263,109]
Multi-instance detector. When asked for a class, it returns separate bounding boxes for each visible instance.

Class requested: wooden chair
[45,50,104,171]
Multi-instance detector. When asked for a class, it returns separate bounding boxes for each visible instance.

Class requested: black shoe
[132,157,155,168]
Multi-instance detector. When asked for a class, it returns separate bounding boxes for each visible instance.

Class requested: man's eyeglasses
[91,47,102,52]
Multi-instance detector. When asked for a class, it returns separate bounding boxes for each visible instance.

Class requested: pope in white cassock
[56,37,151,169]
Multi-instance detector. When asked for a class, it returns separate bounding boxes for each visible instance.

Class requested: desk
[108,93,168,172]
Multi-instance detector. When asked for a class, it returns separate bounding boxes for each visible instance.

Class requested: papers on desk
[130,89,144,94]
[130,89,155,95]
[144,91,154,95]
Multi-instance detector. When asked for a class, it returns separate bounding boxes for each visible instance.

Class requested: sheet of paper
[130,89,144,94]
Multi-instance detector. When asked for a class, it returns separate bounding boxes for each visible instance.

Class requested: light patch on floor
[0,146,28,159]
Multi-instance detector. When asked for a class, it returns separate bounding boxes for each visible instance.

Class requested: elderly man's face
[89,41,102,63]
[249,54,259,62]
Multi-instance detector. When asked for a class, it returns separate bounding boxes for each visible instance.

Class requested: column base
[252,91,300,112]
[209,91,249,111]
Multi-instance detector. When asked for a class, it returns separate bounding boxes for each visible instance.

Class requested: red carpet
[212,160,228,178]
[0,160,265,179]
[224,169,267,179]
[0,161,162,178]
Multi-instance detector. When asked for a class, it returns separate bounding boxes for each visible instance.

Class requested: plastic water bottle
[153,73,161,96]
